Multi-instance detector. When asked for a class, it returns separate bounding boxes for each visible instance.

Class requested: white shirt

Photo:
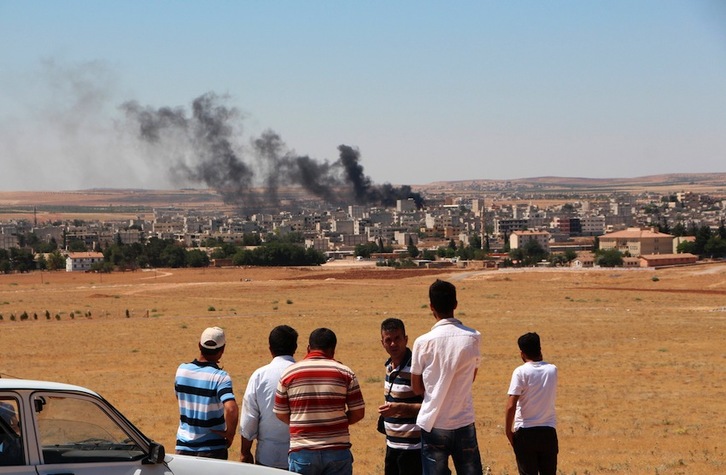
[240,355,295,468]
[411,318,481,432]
[507,360,557,430]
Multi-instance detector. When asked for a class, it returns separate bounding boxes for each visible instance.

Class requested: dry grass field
[1,263,725,474]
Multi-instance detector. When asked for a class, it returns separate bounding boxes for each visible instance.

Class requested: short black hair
[309,327,337,352]
[429,279,457,314]
[269,325,298,356]
[518,332,542,359]
[200,345,225,357]
[381,317,405,334]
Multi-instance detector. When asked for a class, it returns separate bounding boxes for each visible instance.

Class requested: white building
[509,230,551,253]
[65,252,105,272]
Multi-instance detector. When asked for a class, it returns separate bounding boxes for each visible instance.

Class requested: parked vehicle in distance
[0,379,290,474]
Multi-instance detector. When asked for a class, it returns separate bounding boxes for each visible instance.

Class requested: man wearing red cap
[175,326,238,459]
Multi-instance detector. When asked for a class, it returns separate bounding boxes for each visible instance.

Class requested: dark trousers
[385,446,422,475]
[512,426,558,475]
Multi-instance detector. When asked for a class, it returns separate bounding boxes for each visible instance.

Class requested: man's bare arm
[222,400,239,447]
[346,407,365,425]
[275,412,291,425]
[378,402,421,418]
[411,373,424,396]
[504,394,519,447]
[240,435,254,463]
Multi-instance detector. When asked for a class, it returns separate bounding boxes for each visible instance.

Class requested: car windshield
[35,394,146,464]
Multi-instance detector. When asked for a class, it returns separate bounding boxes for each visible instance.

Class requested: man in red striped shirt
[274,327,366,475]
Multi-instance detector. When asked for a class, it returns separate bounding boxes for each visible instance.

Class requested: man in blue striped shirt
[378,318,423,475]
[175,326,238,459]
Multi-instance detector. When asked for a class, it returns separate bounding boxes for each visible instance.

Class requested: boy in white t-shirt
[505,332,558,475]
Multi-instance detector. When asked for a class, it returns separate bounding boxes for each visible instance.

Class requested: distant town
[0,180,725,273]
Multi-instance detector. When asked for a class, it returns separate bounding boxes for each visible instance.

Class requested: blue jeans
[420,424,483,475]
[288,448,353,475]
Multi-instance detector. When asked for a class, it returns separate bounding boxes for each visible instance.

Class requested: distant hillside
[422,173,726,195]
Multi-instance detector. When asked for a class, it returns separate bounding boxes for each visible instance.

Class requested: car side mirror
[34,397,46,413]
[145,441,165,464]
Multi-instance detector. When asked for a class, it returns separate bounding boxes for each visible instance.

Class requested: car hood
[165,454,291,474]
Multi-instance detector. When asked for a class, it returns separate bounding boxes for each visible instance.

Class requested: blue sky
[1,1,725,191]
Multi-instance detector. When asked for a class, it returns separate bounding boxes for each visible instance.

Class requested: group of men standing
[173,279,558,475]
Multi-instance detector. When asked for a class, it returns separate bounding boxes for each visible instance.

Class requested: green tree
[210,247,228,259]
[144,237,172,267]
[704,236,726,258]
[469,233,482,250]
[355,242,379,258]
[564,249,578,263]
[693,225,713,255]
[438,246,456,259]
[421,249,437,260]
[596,249,623,267]
[232,242,324,266]
[521,240,548,266]
[508,248,525,266]
[407,236,420,259]
[242,233,262,246]
[9,248,36,272]
[35,237,59,253]
[549,253,568,267]
[186,249,211,267]
[161,245,187,268]
[671,222,687,237]
[676,240,696,254]
[47,250,67,270]
[67,239,88,252]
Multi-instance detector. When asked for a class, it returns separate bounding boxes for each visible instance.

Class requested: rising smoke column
[121,92,424,211]
[336,144,424,208]
[122,92,262,209]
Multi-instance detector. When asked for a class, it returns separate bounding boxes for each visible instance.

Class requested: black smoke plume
[121,92,423,211]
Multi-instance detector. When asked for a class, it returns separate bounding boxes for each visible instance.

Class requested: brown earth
[1,263,725,474]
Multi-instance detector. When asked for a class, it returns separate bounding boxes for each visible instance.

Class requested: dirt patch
[2,264,726,473]
[289,267,466,280]
[578,286,726,295]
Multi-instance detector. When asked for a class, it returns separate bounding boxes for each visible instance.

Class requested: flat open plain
[1,263,724,474]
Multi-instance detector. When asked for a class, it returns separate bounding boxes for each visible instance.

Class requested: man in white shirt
[239,325,298,469]
[411,279,483,475]
[505,332,558,475]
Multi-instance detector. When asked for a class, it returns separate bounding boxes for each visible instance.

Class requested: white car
[0,379,289,474]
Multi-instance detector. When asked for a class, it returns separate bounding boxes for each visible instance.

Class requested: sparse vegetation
[0,265,723,473]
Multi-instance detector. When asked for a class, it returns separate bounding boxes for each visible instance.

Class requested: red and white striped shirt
[274,350,365,452]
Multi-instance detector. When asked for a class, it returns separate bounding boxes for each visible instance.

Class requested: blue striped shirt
[175,360,235,452]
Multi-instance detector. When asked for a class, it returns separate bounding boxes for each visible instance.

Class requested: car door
[0,394,34,475]
[29,391,171,475]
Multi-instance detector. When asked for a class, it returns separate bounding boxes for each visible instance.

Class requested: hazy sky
[1,1,725,191]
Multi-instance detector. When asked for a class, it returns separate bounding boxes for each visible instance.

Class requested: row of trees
[673,223,726,258]
[1,231,326,274]
[99,232,325,271]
